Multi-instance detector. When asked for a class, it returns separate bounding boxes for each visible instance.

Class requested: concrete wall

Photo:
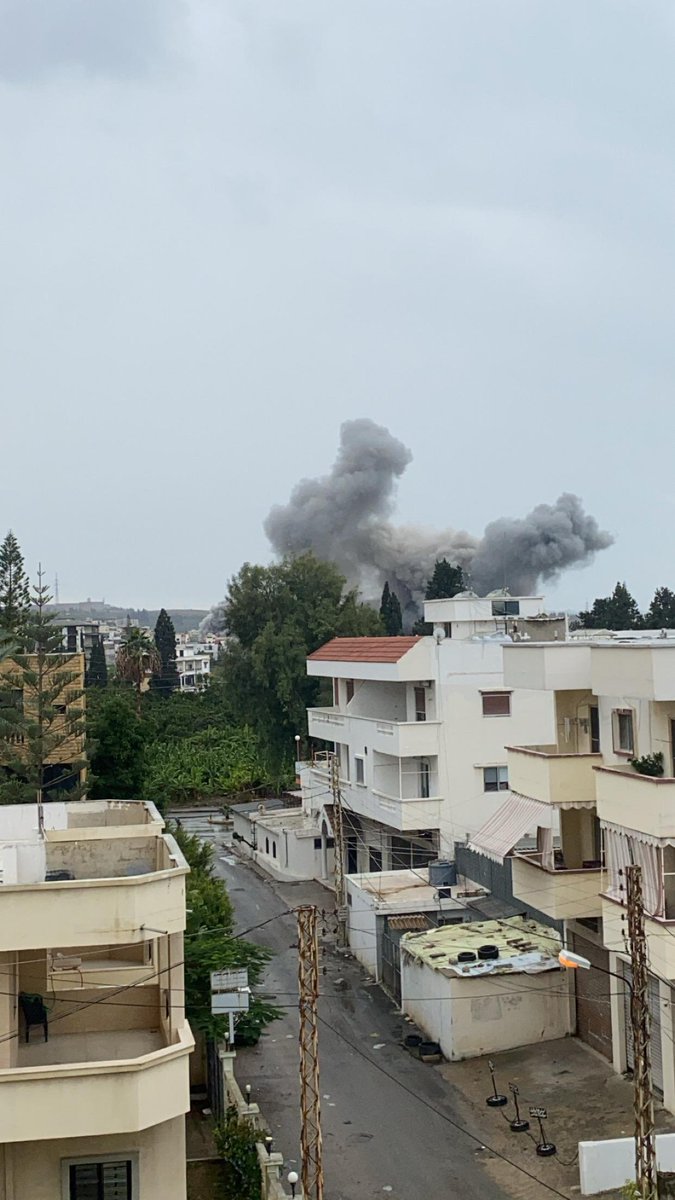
[46,835,159,879]
[579,1132,675,1196]
[0,1115,186,1200]
[400,957,571,1061]
[346,881,379,976]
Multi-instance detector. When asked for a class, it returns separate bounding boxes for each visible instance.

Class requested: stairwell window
[613,709,635,755]
[483,766,509,792]
[481,691,511,717]
[355,756,365,785]
[67,1157,133,1200]
[346,679,355,704]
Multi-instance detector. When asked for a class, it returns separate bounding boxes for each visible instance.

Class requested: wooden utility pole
[329,752,348,949]
[625,864,657,1200]
[297,905,323,1200]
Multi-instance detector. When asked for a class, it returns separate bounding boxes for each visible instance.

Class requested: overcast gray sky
[1,0,672,612]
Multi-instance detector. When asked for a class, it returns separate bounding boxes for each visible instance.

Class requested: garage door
[569,933,612,1061]
[623,964,663,1095]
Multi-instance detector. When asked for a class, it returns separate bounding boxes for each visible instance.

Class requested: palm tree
[116,627,160,715]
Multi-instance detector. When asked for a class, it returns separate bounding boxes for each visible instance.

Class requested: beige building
[0,798,193,1200]
[469,636,675,1110]
[0,652,87,795]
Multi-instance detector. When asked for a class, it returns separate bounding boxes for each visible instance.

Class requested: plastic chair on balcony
[19,992,48,1043]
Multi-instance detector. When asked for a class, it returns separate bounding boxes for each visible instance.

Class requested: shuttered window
[69,1160,132,1200]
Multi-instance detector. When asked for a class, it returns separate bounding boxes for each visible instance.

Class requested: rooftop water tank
[428,860,457,887]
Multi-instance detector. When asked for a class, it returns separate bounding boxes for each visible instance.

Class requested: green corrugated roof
[401,915,561,974]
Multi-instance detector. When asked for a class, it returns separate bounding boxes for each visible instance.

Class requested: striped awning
[387,914,432,931]
[468,793,554,864]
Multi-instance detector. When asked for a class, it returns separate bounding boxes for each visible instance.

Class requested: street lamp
[288,1170,299,1197]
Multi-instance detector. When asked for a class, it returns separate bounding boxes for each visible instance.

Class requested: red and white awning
[468,793,554,863]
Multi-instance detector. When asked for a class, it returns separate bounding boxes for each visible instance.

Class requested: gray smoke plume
[263,419,613,613]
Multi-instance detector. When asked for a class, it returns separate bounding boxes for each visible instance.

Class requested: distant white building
[175,643,214,693]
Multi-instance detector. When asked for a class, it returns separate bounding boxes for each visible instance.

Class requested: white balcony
[595,766,675,840]
[308,708,440,758]
[0,1023,193,1142]
[507,745,600,807]
[511,856,603,920]
[309,768,441,832]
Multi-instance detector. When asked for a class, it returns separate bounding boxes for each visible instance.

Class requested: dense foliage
[578,582,642,630]
[152,608,179,695]
[213,1108,262,1200]
[425,558,464,600]
[142,726,269,807]
[173,825,279,1043]
[379,582,402,635]
[218,553,381,764]
[85,636,108,688]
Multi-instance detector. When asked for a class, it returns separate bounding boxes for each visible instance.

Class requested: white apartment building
[175,643,213,693]
[303,591,563,877]
[0,799,193,1200]
[468,635,675,1110]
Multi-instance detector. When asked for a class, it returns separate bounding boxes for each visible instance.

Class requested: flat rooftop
[401,915,561,976]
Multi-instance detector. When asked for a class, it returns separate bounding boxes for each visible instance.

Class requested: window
[483,766,509,792]
[265,837,270,855]
[354,756,365,785]
[346,679,355,704]
[419,760,430,798]
[272,841,277,859]
[333,679,339,706]
[314,837,335,849]
[69,1159,132,1200]
[491,600,520,617]
[613,709,634,754]
[481,692,511,717]
[414,687,427,722]
[369,848,383,872]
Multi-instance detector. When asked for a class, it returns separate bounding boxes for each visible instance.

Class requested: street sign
[529,1107,547,1120]
[211,968,248,992]
[211,990,250,1015]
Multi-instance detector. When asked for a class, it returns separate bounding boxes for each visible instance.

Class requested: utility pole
[329,751,348,949]
[297,905,323,1200]
[625,864,657,1200]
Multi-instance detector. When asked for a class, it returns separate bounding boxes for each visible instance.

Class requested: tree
[379,582,403,635]
[425,559,464,600]
[0,531,30,639]
[578,582,642,630]
[644,587,675,630]
[116,626,160,715]
[0,569,86,807]
[142,726,271,810]
[220,553,381,764]
[88,690,146,798]
[152,608,179,696]
[85,636,108,688]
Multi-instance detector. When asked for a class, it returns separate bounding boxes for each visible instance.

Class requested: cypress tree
[0,531,31,639]
[425,559,464,600]
[86,635,108,688]
[152,608,180,696]
[379,582,403,635]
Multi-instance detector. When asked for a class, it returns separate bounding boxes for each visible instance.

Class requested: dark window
[314,837,335,850]
[414,687,426,722]
[369,848,383,872]
[491,600,520,617]
[265,838,270,855]
[590,706,600,754]
[419,760,430,798]
[69,1160,132,1200]
[347,838,358,874]
[272,841,277,859]
[482,692,511,717]
[346,680,355,704]
[483,766,509,792]
[613,709,634,754]
[333,679,339,706]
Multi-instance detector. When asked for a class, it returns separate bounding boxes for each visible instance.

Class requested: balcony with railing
[510,804,603,920]
[595,765,675,840]
[307,707,440,758]
[506,744,601,807]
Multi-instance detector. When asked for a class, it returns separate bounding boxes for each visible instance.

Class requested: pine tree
[578,582,642,630]
[643,587,675,630]
[425,559,464,600]
[86,636,108,688]
[0,531,30,639]
[152,609,180,696]
[0,568,87,807]
[379,582,403,635]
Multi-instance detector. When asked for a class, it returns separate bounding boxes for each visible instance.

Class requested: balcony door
[414,687,426,722]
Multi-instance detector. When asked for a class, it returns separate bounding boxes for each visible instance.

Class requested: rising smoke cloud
[263,419,613,612]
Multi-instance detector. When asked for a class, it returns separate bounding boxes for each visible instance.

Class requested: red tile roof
[307,636,421,663]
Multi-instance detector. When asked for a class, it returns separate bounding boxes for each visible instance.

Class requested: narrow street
[186,816,519,1200]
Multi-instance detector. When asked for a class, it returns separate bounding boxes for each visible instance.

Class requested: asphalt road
[193,827,514,1200]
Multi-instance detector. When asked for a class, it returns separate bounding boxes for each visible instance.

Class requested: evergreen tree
[578,582,642,630]
[86,636,108,688]
[379,583,403,635]
[88,690,145,798]
[152,609,180,696]
[644,587,675,630]
[0,531,30,639]
[425,559,464,600]
[0,568,86,806]
[116,627,161,715]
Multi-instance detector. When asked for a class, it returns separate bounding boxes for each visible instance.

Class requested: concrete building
[0,653,87,797]
[399,916,567,1061]
[0,798,193,1200]
[302,591,560,877]
[467,635,675,1110]
[175,643,213,693]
